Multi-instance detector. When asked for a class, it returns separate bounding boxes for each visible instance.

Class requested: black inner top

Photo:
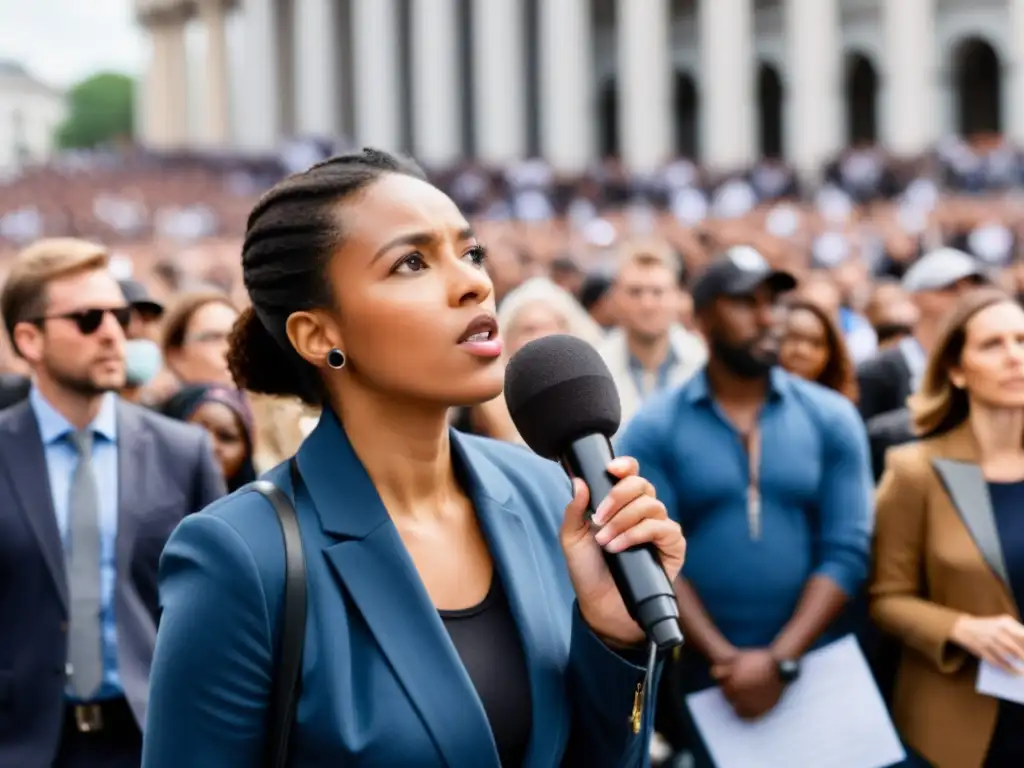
[983,480,1024,767]
[439,576,533,767]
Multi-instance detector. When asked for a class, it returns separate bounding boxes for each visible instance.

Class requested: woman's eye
[395,253,427,273]
[465,245,488,268]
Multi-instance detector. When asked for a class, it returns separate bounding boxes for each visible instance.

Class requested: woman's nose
[1008,340,1024,364]
[451,259,493,307]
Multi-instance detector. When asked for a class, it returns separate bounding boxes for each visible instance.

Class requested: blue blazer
[142,410,658,767]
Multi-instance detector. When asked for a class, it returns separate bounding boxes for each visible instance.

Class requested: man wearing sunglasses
[0,238,226,768]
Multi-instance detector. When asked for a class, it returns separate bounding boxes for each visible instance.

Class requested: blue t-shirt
[616,367,873,650]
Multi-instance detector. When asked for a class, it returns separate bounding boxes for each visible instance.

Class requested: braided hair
[227,148,425,405]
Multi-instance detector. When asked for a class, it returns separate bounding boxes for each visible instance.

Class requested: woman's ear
[947,365,966,390]
[285,310,344,369]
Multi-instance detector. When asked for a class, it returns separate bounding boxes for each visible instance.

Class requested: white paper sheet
[685,635,906,768]
[977,660,1024,705]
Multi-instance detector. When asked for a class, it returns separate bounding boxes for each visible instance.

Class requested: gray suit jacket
[0,397,225,768]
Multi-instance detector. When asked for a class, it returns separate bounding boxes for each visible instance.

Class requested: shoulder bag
[250,458,307,768]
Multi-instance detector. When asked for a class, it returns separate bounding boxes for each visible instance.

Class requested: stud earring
[326,348,346,370]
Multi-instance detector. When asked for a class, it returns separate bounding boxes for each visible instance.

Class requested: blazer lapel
[297,412,498,768]
[0,402,67,610]
[453,434,568,765]
[114,402,155,576]
[932,458,1012,591]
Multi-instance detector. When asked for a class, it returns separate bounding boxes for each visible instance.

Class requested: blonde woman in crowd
[498,275,606,354]
[450,277,605,441]
[870,288,1024,768]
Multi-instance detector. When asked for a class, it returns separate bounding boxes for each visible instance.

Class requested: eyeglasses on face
[32,307,132,335]
[185,330,231,345]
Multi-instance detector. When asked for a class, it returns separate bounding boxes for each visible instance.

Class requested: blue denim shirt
[616,367,872,649]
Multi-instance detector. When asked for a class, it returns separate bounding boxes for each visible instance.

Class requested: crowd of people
[3,135,1024,767]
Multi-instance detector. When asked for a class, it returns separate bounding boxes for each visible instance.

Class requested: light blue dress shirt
[30,387,121,701]
[627,345,678,402]
[899,335,927,392]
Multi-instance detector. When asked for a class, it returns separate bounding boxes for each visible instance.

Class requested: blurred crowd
[7,134,1024,768]
[5,133,1024,323]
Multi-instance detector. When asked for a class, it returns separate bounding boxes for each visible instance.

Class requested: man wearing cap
[118,280,164,344]
[617,247,872,765]
[118,280,171,406]
[857,247,988,423]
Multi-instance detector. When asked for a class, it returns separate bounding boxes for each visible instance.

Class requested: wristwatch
[776,658,801,684]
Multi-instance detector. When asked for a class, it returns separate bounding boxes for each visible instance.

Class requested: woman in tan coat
[871,288,1024,768]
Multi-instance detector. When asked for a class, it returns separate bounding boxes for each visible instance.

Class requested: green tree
[55,72,135,149]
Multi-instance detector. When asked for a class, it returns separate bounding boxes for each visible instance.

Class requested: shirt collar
[682,366,788,406]
[899,336,927,385]
[628,343,678,374]
[29,385,118,445]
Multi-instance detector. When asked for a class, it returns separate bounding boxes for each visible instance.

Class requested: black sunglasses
[33,307,132,335]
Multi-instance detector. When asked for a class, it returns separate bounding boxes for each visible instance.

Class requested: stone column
[410,0,462,166]
[162,20,189,149]
[239,0,283,152]
[539,0,595,173]
[471,0,527,163]
[784,0,842,176]
[141,24,169,148]
[294,0,342,139]
[198,0,231,146]
[1009,0,1024,144]
[882,0,936,154]
[616,0,673,173]
[351,0,403,150]
[699,0,756,170]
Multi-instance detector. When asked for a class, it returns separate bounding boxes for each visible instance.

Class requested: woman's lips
[459,334,504,358]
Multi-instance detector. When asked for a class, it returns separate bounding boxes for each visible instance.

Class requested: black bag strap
[250,458,307,768]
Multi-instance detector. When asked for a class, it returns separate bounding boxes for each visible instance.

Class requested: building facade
[134,0,1024,175]
[0,62,65,176]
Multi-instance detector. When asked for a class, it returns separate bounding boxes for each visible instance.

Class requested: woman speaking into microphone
[141,149,684,768]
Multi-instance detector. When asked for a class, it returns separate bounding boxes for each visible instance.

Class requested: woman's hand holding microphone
[559,456,685,648]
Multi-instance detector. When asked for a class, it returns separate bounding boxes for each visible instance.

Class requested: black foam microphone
[504,334,684,651]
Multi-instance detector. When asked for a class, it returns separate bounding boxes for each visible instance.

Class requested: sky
[0,0,145,88]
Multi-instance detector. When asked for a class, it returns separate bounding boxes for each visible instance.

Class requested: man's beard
[49,364,121,397]
[711,337,776,379]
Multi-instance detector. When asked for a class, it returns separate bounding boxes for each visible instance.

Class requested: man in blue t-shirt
[617,247,873,763]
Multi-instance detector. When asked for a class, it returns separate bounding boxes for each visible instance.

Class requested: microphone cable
[630,639,662,751]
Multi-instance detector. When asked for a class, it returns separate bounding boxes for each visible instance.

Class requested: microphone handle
[561,434,684,650]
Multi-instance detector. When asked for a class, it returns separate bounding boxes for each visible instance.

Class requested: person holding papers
[618,250,873,767]
[871,288,1024,768]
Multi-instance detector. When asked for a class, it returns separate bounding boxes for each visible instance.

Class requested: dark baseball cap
[691,246,797,311]
[118,279,164,317]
